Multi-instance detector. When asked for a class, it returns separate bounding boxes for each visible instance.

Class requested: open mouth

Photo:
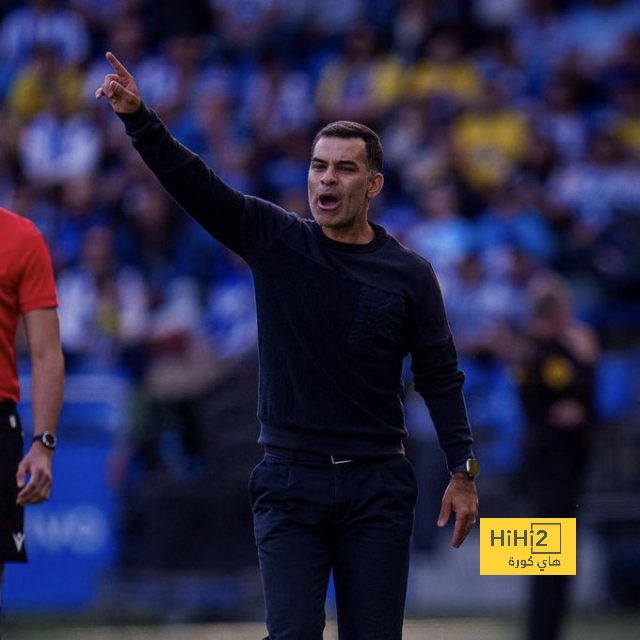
[319,194,340,210]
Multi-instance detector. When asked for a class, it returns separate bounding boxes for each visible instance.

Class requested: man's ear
[367,172,384,199]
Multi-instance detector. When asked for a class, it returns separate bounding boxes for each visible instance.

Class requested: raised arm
[95,52,295,261]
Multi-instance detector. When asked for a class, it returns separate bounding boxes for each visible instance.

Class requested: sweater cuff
[426,391,475,470]
[117,101,155,135]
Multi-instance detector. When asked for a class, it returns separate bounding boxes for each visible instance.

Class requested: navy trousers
[249,450,418,640]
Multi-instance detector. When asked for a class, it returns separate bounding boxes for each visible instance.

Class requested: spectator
[451,80,530,190]
[390,0,438,63]
[474,26,528,104]
[209,0,283,58]
[532,70,591,162]
[56,225,150,375]
[475,178,557,269]
[548,128,640,237]
[445,252,510,362]
[261,131,311,202]
[606,79,640,157]
[511,0,569,97]
[0,0,89,76]
[54,174,110,271]
[404,25,481,112]
[406,180,475,290]
[239,48,317,149]
[511,273,599,640]
[17,92,103,185]
[556,0,640,75]
[304,0,364,53]
[6,44,85,123]
[315,22,403,128]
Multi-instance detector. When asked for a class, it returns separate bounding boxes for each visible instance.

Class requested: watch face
[35,432,57,449]
[466,458,480,477]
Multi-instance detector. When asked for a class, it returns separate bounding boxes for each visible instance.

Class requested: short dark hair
[311,121,383,175]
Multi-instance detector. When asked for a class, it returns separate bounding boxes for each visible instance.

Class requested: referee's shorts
[0,400,27,563]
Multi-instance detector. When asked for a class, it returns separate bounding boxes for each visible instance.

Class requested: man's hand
[95,51,141,114]
[16,445,53,506]
[437,474,479,548]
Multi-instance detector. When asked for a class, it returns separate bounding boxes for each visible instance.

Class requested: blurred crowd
[3,0,640,475]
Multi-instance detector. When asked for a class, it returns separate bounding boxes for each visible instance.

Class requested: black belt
[264,446,399,466]
[0,400,16,413]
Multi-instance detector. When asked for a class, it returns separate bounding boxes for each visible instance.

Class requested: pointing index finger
[106,51,132,78]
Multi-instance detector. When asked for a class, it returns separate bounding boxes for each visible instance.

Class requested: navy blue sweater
[119,105,474,469]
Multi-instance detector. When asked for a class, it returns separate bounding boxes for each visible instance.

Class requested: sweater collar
[311,221,387,253]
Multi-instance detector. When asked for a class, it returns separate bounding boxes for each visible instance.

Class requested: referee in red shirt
[0,207,64,610]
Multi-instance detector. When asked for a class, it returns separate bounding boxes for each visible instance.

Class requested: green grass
[3,614,639,640]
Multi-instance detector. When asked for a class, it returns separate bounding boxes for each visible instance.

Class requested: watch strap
[32,431,57,451]
[450,458,479,478]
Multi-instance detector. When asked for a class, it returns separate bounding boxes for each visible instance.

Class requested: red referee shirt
[0,207,58,403]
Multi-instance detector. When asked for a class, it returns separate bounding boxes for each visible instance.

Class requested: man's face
[308,136,382,241]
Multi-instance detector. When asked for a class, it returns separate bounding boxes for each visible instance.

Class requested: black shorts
[0,402,27,563]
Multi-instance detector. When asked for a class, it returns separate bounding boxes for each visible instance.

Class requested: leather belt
[264,446,399,466]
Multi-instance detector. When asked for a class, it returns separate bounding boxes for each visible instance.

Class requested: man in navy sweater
[97,52,479,640]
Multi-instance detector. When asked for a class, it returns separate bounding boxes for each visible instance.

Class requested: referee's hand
[16,446,53,505]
